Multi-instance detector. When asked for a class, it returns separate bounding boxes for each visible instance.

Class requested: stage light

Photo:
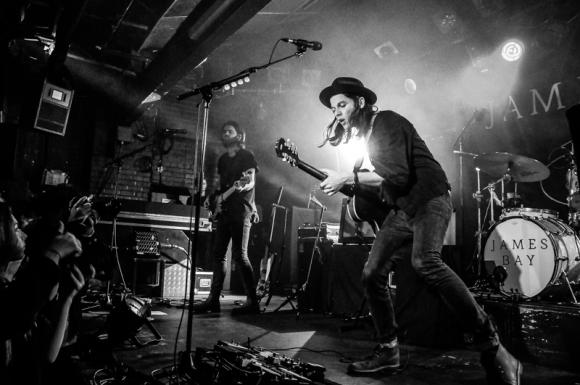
[500,39,524,62]
[404,78,417,94]
[339,137,368,170]
[108,295,161,346]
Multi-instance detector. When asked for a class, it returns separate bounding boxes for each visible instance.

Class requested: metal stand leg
[561,272,579,305]
[269,206,326,319]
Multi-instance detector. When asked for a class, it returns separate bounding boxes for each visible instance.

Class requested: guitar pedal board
[193,340,326,385]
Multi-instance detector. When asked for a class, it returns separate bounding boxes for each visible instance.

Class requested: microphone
[281,38,322,51]
[161,128,188,135]
[309,194,326,210]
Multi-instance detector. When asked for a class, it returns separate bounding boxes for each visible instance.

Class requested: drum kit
[457,150,580,303]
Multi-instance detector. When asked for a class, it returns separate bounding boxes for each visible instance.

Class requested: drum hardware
[565,142,579,228]
[559,271,578,304]
[474,152,550,183]
[473,167,510,276]
[473,167,485,277]
[483,214,580,299]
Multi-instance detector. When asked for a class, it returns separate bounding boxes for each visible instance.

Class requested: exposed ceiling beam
[128,0,272,116]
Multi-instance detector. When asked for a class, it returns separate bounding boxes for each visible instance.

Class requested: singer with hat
[316,77,521,384]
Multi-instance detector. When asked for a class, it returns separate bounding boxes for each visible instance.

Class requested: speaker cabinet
[34,80,74,136]
[94,222,217,297]
[296,237,331,313]
[285,207,324,285]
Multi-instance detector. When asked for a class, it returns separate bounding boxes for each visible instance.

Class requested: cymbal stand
[488,182,496,227]
[473,167,484,277]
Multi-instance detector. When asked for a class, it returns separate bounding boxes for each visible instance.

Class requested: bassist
[194,121,260,315]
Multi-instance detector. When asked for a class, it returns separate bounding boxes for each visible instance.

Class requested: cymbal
[453,150,478,158]
[474,152,550,182]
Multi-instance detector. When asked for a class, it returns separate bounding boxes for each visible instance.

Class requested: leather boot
[193,295,220,314]
[477,318,522,385]
[481,343,522,385]
[231,294,260,316]
[347,339,400,375]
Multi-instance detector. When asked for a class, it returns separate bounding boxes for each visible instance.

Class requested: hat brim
[319,84,377,108]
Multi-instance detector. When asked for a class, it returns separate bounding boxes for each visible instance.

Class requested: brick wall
[90,96,222,200]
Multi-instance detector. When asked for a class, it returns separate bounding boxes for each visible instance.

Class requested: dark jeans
[363,192,489,342]
[210,213,256,299]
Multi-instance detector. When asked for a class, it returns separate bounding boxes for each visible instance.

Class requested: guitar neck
[296,159,355,197]
[220,184,237,201]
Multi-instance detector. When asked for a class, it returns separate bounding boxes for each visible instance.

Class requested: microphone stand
[175,46,311,375]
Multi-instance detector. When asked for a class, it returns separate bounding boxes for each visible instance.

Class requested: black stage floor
[80,294,580,385]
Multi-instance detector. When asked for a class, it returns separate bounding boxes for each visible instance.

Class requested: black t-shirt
[217,148,258,217]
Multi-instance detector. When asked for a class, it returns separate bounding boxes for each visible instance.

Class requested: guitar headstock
[275,138,299,167]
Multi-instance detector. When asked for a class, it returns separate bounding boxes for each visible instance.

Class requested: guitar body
[347,193,389,231]
[275,138,391,232]
[208,171,252,222]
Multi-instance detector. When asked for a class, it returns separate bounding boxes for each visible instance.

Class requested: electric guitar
[274,138,390,231]
[209,170,252,221]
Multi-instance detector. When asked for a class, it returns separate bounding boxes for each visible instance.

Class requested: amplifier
[162,263,213,300]
[297,223,327,239]
[135,231,160,255]
[98,199,212,232]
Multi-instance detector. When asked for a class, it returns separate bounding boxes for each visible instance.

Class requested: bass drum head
[483,217,557,298]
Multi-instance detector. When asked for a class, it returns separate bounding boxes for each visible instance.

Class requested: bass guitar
[274,138,390,231]
[208,170,252,221]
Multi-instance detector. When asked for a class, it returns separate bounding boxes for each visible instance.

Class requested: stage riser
[480,299,580,372]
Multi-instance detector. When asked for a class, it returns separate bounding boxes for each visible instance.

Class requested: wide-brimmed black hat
[319,77,377,108]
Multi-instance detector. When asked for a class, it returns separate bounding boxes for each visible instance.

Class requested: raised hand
[45,232,83,264]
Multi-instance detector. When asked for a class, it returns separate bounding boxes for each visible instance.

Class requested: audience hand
[45,232,83,264]
[60,264,91,302]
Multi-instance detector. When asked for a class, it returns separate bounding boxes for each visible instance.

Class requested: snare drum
[501,207,558,220]
[483,215,580,298]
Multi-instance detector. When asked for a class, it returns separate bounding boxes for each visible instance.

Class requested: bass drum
[483,216,580,298]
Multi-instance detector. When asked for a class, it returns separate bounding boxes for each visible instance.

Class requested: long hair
[319,93,377,147]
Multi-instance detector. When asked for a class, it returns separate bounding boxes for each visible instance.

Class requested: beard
[221,136,239,147]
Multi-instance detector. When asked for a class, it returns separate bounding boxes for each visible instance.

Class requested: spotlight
[404,78,417,95]
[500,39,524,62]
[108,295,161,346]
